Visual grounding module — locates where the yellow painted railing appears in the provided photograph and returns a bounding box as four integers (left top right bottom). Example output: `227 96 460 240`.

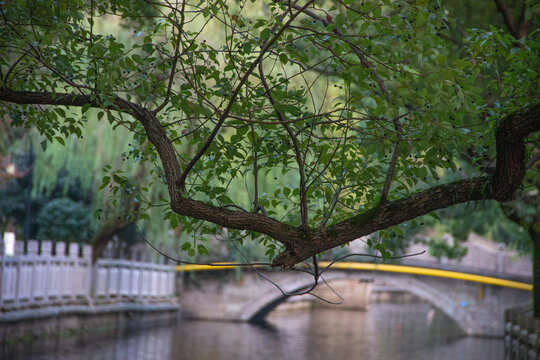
176 262 533 291
176 263 251 272
317 262 533 291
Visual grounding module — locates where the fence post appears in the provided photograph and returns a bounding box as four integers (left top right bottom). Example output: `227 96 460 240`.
14 242 24 307
0 236 4 305
69 243 79 300
55 241 67 301
498 243 506 274
156 242 164 298
82 244 92 302
27 240 39 304
41 241 53 304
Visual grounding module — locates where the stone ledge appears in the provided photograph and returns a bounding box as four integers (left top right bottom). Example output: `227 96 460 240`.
0 301 181 354
0 301 180 323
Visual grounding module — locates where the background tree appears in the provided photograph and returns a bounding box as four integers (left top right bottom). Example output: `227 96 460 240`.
0 0 538 290
437 0 540 316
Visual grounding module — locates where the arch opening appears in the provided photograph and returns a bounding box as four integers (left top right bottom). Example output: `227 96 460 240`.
245 275 467 335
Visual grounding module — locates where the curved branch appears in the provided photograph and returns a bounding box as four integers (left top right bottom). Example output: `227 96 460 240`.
0 89 184 203
272 103 540 267
0 89 136 111
170 197 299 247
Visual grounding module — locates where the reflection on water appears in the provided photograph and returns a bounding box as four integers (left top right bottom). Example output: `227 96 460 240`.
9 303 502 360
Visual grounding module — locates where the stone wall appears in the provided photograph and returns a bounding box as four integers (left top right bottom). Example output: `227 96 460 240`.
1 303 179 356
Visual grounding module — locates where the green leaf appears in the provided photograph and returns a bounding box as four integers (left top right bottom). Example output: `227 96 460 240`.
132 54 143 64
99 176 111 190
170 214 179 229
197 244 209 256
260 28 271 43
428 212 442 222
55 136 65 146
55 107 66 117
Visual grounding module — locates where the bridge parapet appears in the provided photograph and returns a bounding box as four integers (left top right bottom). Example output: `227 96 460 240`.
404 233 531 278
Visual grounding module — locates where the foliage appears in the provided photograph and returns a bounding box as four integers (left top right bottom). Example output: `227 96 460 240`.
0 178 44 237
0 0 538 266
428 201 533 252
35 198 93 242
0 169 95 240
418 235 468 261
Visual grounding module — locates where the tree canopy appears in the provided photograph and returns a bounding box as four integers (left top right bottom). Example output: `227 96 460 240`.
0 0 538 268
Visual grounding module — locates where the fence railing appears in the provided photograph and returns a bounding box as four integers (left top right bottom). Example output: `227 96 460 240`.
0 239 176 311
504 303 540 360
94 259 175 300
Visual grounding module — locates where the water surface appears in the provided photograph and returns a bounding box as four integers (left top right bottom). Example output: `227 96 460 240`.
9 302 502 360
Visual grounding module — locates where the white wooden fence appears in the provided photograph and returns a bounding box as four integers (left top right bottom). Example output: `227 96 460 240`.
0 239 176 310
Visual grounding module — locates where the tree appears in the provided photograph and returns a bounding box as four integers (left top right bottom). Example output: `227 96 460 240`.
0 1 538 271
442 0 540 316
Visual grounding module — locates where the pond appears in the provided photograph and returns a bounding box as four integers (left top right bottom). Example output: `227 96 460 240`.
9 302 502 360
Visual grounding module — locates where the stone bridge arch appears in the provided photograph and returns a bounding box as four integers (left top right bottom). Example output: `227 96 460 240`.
240 272 469 332
179 270 530 336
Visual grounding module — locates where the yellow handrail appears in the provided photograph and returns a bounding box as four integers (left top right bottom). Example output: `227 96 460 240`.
317 262 533 291
176 263 250 272
176 261 533 291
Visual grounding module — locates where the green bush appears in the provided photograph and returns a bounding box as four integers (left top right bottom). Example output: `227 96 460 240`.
36 198 93 242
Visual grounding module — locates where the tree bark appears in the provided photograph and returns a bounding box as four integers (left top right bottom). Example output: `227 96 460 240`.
532 228 540 318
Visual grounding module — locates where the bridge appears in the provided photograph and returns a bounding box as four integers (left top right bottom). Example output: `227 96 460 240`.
177 261 532 337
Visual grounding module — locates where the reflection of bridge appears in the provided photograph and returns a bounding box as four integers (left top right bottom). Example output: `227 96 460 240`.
177 261 532 337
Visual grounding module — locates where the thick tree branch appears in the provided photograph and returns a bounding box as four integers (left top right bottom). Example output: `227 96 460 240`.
0 89 184 204
0 87 303 247
0 89 135 111
170 197 299 247
516 1 532 38
273 103 540 267
491 104 540 199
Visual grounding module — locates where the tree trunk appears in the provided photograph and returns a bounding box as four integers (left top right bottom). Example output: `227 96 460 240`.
532 228 540 318
91 219 131 263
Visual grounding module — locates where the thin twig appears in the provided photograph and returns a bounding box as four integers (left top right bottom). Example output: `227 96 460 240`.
153 0 186 114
